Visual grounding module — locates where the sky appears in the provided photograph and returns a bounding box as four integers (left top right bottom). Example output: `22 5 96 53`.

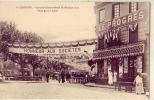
0 1 96 43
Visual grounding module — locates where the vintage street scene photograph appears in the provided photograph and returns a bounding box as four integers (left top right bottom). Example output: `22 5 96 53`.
0 1 150 100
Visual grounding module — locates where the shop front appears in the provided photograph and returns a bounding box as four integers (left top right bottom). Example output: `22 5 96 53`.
93 41 145 84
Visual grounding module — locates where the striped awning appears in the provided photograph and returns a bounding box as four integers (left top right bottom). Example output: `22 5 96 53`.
93 42 145 60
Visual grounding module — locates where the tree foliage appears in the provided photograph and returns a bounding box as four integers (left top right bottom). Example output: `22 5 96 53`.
0 21 44 77
0 21 43 43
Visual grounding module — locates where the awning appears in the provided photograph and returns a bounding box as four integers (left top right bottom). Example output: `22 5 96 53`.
93 42 145 60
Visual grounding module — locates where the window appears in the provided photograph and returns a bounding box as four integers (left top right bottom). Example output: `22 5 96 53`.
99 9 105 23
112 3 120 19
129 2 138 13
129 2 138 43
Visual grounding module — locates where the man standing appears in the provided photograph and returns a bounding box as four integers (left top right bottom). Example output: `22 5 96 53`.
46 72 50 83
61 70 65 83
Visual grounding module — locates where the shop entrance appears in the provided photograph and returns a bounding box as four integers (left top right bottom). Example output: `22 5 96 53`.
128 56 137 81
111 58 119 78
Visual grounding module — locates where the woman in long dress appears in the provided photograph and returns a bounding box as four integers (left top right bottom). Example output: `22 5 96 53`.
108 70 113 85
113 71 117 85
134 73 144 94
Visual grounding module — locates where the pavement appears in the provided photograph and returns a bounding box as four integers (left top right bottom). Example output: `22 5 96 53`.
0 80 149 100
84 83 128 90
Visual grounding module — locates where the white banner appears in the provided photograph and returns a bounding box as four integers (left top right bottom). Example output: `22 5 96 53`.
9 45 95 56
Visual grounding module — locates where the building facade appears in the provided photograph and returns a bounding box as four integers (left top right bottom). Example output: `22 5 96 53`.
93 2 150 84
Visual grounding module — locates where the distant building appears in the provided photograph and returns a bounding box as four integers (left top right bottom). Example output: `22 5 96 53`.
93 2 150 84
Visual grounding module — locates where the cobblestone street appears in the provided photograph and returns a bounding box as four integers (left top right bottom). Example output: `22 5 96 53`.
0 80 148 100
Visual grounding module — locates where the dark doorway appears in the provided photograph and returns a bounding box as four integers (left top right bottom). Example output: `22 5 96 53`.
111 58 119 77
128 56 137 81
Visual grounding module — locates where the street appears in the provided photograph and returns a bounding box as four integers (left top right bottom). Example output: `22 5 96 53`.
0 80 148 100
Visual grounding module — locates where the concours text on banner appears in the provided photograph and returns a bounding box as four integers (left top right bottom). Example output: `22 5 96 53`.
8 39 97 56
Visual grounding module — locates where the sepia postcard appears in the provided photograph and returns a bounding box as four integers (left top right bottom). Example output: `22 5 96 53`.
0 0 152 100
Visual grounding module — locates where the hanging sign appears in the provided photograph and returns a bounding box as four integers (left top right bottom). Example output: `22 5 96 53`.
9 44 95 56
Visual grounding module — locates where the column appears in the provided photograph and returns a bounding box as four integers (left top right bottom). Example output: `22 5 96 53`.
104 59 108 77
123 57 128 75
136 56 143 73
119 57 124 78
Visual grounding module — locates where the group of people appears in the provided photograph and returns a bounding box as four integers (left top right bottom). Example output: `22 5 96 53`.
108 70 144 94
45 71 90 84
45 71 71 83
58 70 71 83
108 70 117 86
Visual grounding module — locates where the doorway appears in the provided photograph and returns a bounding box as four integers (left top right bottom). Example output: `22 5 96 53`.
111 58 119 78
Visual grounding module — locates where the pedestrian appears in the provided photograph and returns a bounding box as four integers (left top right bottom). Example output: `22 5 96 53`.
134 73 144 94
0 72 3 81
108 70 113 85
61 70 65 83
85 74 88 83
66 72 71 83
58 72 61 83
46 72 50 83
113 70 117 85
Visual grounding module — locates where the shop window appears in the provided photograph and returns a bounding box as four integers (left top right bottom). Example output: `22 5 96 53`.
112 3 120 19
99 9 105 23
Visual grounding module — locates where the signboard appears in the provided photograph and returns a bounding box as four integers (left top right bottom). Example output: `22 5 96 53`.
99 10 144 32
98 10 145 41
9 45 95 56
8 40 96 72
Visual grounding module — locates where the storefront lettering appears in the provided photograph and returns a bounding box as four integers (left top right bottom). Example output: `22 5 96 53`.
47 49 55 53
10 47 82 55
59 47 81 53
24 48 45 53
107 10 144 29
99 10 144 32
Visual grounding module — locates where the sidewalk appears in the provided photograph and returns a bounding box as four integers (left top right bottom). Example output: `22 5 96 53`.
84 82 129 91
0 80 43 84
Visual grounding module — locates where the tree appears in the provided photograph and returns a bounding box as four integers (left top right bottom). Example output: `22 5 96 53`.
0 21 44 78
